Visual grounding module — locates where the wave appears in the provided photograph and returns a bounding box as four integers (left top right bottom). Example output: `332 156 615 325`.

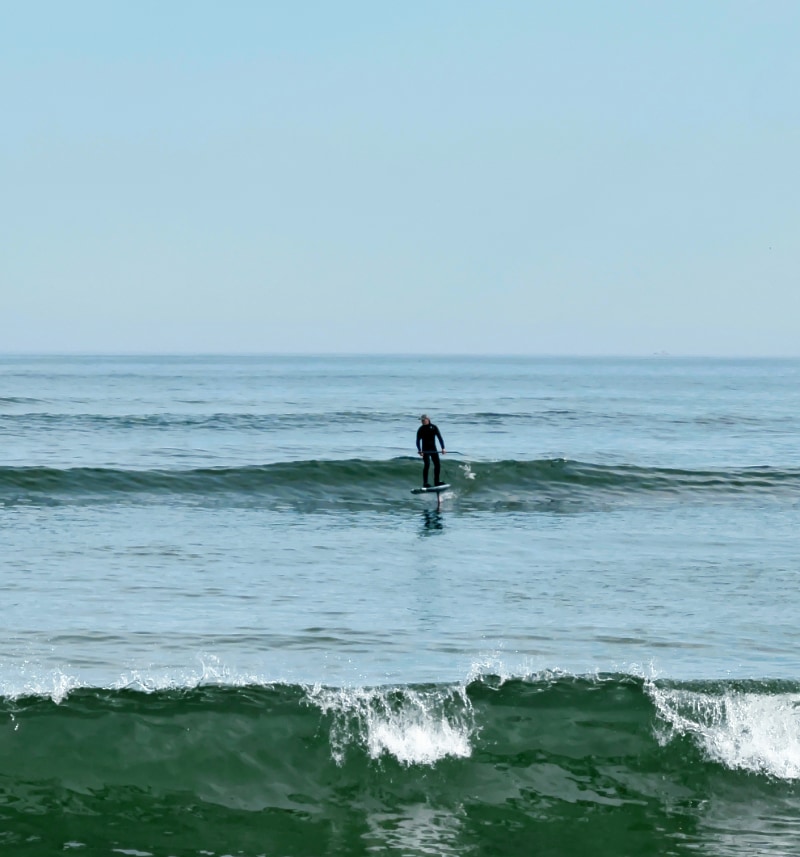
5 408 796 434
3 674 800 855
2 457 799 510
0 396 43 406
0 410 404 431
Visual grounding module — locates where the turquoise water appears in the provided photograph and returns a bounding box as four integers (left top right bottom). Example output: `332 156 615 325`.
2 355 800 855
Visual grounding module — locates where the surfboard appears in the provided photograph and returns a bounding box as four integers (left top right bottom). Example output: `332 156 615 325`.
411 484 450 495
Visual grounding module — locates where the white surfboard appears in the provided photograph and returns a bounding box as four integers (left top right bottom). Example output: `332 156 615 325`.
411 484 450 495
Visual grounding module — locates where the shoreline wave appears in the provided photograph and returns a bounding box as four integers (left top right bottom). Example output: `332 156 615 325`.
4 673 800 854
3 672 800 776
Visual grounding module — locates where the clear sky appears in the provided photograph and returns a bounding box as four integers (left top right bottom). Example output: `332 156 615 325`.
2 1 798 355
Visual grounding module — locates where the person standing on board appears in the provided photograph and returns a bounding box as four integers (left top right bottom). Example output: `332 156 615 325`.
416 414 446 487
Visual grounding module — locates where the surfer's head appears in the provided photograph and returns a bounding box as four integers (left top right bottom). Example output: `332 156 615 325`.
420 414 430 424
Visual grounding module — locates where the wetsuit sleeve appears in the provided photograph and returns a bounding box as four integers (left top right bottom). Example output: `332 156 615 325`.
435 426 444 448
416 426 423 451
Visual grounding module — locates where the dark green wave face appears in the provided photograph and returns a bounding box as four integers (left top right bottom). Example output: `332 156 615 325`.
2 458 799 511
3 675 800 856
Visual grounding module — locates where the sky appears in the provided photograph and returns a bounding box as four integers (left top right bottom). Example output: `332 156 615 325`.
2 1 798 355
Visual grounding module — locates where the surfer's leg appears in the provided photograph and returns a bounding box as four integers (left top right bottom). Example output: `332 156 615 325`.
422 454 431 487
432 453 441 485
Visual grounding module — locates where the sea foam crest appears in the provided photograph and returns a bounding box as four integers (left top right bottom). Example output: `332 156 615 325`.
0 666 83 704
307 683 474 767
113 654 268 694
651 684 800 779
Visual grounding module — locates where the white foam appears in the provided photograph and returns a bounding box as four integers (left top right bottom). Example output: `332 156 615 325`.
366 714 471 766
0 654 277 702
0 664 83 704
650 683 800 780
112 654 269 693
465 655 585 688
308 683 474 767
465 654 513 686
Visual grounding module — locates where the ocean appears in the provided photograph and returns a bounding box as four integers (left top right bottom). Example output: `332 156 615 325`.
2 354 800 856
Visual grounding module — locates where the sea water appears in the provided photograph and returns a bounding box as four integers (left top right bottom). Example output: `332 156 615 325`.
2 354 800 855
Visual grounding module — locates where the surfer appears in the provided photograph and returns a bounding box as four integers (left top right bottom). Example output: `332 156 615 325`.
416 414 446 487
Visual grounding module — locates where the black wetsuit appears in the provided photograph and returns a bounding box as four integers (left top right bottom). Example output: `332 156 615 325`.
416 423 445 486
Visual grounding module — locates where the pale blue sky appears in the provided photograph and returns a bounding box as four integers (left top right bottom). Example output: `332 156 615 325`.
2 1 798 354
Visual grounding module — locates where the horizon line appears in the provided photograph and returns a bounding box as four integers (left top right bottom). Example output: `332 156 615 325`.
1 351 799 360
